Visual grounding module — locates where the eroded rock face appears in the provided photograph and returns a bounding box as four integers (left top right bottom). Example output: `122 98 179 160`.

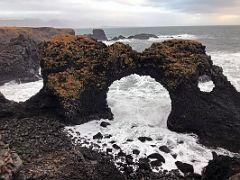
32 34 240 152
0 27 75 85
0 34 40 85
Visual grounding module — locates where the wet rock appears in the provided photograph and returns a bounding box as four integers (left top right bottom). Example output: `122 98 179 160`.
202 154 240 180
93 132 103 139
112 144 121 150
137 158 151 171
128 33 158 40
100 121 111 128
133 149 140 155
126 139 133 142
138 137 153 142
150 160 162 167
118 150 126 157
106 148 112 153
126 155 134 165
111 35 126 41
175 161 194 174
147 153 165 163
104 134 112 139
171 153 178 159
159 145 171 153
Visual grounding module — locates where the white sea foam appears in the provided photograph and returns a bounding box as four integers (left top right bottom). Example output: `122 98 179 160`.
0 80 43 102
103 34 197 46
198 80 215 92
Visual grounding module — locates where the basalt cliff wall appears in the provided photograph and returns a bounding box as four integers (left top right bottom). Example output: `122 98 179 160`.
0 27 75 85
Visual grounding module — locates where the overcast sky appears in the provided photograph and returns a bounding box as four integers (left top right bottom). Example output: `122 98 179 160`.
0 0 240 27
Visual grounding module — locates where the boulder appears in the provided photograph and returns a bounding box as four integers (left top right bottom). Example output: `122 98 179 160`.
175 161 194 174
128 33 158 40
147 153 165 163
28 35 240 152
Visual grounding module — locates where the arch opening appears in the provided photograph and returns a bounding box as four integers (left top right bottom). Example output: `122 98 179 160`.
107 74 171 128
0 80 43 102
198 75 215 92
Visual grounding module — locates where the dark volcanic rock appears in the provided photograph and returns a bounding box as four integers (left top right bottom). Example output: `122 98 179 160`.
202 154 240 180
100 121 111 127
159 145 171 153
138 137 153 142
112 144 121 150
0 115 124 180
92 29 108 41
29 35 240 152
128 33 158 40
0 34 40 85
93 132 103 139
133 149 140 155
150 160 162 167
175 161 194 174
147 153 165 163
111 35 126 41
0 27 75 85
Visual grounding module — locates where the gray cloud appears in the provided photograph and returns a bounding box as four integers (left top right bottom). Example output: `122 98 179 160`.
0 0 239 27
150 0 240 14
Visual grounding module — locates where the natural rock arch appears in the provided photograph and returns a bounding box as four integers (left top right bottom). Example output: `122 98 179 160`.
27 35 240 152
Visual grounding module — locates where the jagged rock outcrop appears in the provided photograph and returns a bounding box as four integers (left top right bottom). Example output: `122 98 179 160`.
29 34 240 153
0 27 75 85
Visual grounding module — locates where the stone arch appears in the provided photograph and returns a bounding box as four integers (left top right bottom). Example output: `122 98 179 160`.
29 35 240 152
37 35 216 124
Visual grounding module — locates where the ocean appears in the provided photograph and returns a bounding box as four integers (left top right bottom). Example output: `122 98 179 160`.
1 26 240 174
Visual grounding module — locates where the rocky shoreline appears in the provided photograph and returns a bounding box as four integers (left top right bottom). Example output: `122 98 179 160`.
1 30 240 179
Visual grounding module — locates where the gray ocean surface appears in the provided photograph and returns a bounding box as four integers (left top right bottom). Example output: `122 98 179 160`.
76 26 240 52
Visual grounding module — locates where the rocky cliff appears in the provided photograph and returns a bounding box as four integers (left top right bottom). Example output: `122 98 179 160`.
0 27 75 85
28 34 240 153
